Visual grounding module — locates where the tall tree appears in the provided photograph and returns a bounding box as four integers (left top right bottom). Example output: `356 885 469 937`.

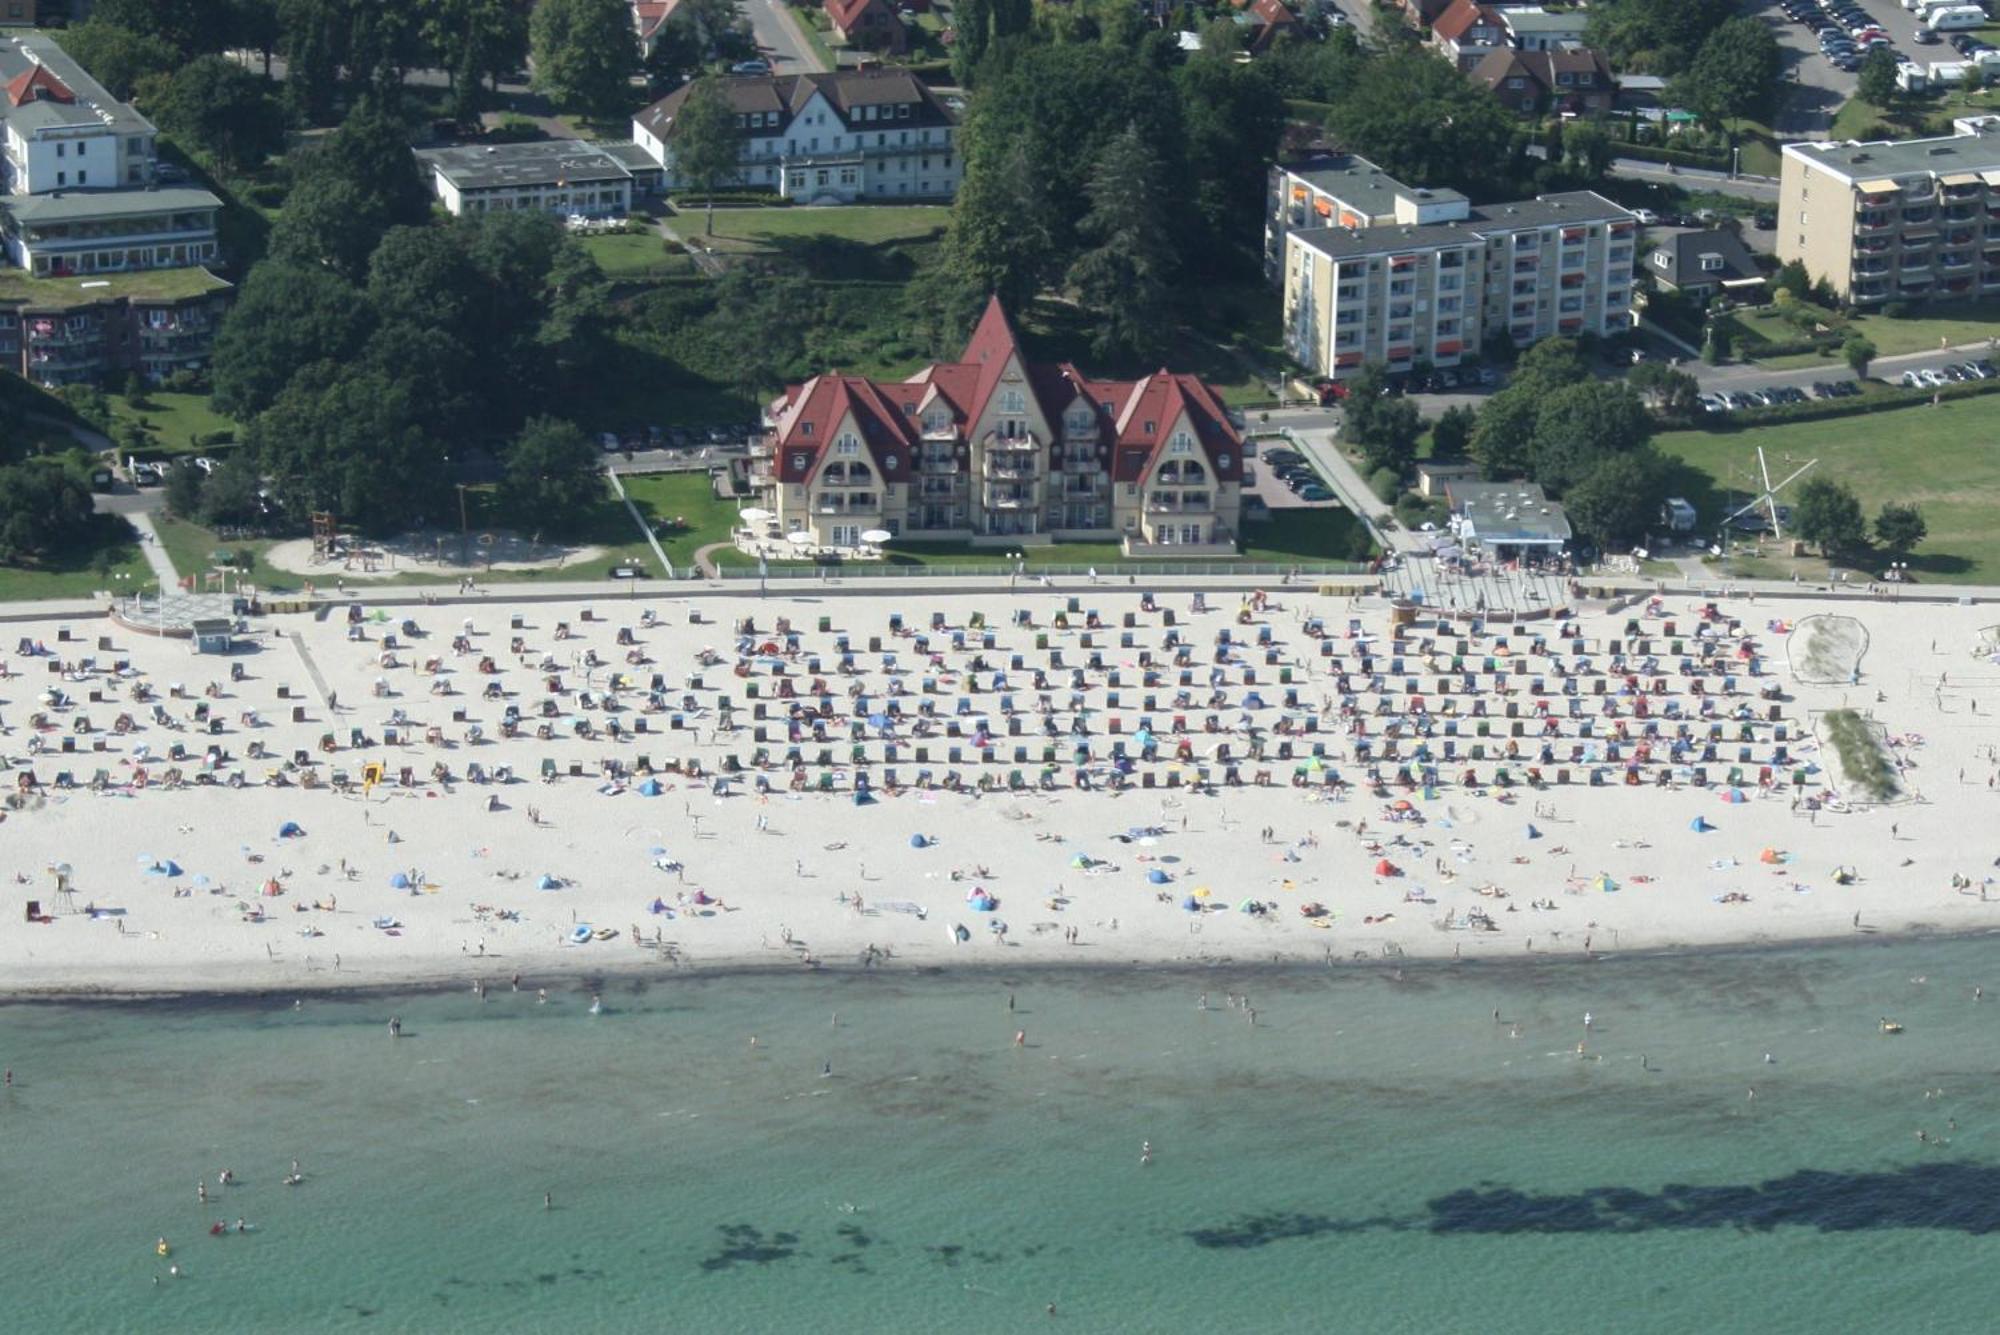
1790 476 1866 559
154 57 286 174
270 100 432 280
211 263 374 419
952 0 992 84
1176 52 1286 277
248 364 445 533
58 19 180 101
1529 381 1651 493
1469 386 1538 479
277 0 348 126
1873 502 1926 558
1562 448 1671 549
1431 404 1478 459
1671 16 1782 126
92 0 231 57
1327 50 1515 197
941 142 1054 314
529 0 638 121
497 417 607 537
670 77 746 235
1067 125 1177 363
0 460 94 564
1858 45 1898 108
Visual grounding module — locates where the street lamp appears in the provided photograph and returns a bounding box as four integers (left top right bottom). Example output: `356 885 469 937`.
1731 145 1741 180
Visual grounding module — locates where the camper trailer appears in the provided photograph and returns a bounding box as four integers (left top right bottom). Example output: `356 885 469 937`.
1928 5 1989 32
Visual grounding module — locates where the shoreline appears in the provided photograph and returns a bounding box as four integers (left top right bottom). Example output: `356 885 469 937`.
4 923 1995 1005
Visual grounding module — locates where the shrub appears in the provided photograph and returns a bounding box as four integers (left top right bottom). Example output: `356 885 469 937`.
1367 465 1400 503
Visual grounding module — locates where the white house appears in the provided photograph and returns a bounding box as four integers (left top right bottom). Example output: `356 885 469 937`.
413 140 636 218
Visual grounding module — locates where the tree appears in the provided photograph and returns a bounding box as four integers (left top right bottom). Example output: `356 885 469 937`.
93 0 231 57
1327 50 1516 197
1431 404 1478 460
247 365 446 533
1562 448 1671 550
941 142 1055 315
164 456 206 519
1873 501 1927 559
1790 476 1866 558
529 0 637 121
211 263 374 419
1355 396 1422 477
422 0 531 109
270 100 432 280
199 453 267 529
1529 381 1651 493
0 459 95 563
1586 0 1737 76
497 417 606 536
1844 335 1878 379
952 0 991 83
1627 362 1702 420
1469 387 1538 478
276 0 347 125
1703 320 1732 364
1965 64 1988 101
1512 337 1592 394
1067 125 1177 362
1560 119 1615 183
1671 17 1782 126
1858 45 1897 107
59 19 180 100
154 57 286 174
1176 53 1285 276
1773 259 1811 301
671 77 746 236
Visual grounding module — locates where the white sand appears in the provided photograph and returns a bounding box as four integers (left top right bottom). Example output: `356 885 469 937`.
1 586 1996 996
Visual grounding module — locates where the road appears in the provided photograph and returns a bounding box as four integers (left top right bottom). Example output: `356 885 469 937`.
744 0 828 74
1610 159 1780 202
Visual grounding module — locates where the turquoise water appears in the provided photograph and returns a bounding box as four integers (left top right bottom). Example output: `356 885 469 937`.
5 940 2000 1332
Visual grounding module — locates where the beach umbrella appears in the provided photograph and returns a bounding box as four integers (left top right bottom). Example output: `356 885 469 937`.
786 531 816 547
1720 788 1748 804
1146 868 1170 884
388 872 411 889
1181 895 1200 912
537 874 562 891
277 821 305 838
1374 859 1398 876
1689 816 1712 832
911 833 930 849
1193 886 1212 899
1069 853 1091 868
146 859 182 878
1391 799 1414 812
637 778 662 796
738 507 773 524
692 889 714 905
1524 823 1541 839
1592 873 1619 893
970 895 996 912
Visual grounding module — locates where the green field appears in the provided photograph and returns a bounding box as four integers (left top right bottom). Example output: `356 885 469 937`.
579 230 694 279
616 470 743 574
108 391 238 456
0 516 148 603
675 205 950 255
1657 394 2000 583
0 266 231 310
152 514 282 589
1735 298 2000 364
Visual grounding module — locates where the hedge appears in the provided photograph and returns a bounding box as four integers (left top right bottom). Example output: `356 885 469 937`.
1702 375 2000 430
668 191 790 208
1618 142 1732 172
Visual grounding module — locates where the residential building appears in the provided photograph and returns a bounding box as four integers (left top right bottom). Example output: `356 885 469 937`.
0 29 224 298
632 68 960 203
826 0 907 54
1281 186 1637 378
631 0 686 57
0 265 231 387
1495 5 1589 51
1241 0 1301 55
1264 153 1469 283
413 139 639 218
752 298 1245 553
1470 46 1616 116
1647 227 1763 301
1398 0 1456 26
1446 480 1571 559
0 1 41 26
1778 116 2000 306
1431 0 1508 69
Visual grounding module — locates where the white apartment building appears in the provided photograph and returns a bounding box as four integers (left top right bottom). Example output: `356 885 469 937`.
633 68 960 204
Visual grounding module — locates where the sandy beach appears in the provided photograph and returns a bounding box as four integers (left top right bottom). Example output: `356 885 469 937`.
1 581 1996 996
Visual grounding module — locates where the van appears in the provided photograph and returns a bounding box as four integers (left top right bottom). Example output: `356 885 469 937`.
1929 5 1987 31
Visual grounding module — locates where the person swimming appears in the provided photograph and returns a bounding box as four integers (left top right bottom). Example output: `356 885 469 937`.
589 994 603 1015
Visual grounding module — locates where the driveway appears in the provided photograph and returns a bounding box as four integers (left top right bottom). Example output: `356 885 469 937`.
1255 408 1423 555
1610 158 1780 202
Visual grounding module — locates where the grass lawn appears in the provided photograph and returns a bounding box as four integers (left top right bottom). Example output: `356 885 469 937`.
617 470 742 573
1239 508 1376 565
0 515 148 602
107 392 238 457
676 205 950 256
1734 298 2000 363
579 230 694 280
152 514 283 589
1656 392 2000 583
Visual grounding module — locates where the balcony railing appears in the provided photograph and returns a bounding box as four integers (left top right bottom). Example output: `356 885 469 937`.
982 487 1032 509
982 460 1035 480
982 432 1039 452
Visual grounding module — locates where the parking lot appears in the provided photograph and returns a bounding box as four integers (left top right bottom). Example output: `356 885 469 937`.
1244 440 1342 511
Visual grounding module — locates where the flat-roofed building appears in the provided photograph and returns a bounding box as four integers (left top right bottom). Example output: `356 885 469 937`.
414 139 635 217
0 265 232 387
0 186 221 277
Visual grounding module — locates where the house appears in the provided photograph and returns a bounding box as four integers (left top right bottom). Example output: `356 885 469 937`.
751 297 1245 553
826 0 907 54
1399 0 1457 26
631 0 685 57
633 68 960 204
1470 47 1617 115
1446 481 1571 559
412 140 636 218
0 266 232 388
1648 228 1764 301
0 1 40 26
1431 0 1508 70
1243 0 1301 55
1495 5 1589 51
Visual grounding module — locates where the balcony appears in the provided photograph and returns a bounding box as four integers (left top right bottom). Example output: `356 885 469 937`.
982 486 1032 510
1062 476 1104 497
918 449 957 473
811 493 879 516
982 431 1039 453
1144 492 1212 514
920 423 958 442
1855 213 1894 234
982 458 1035 480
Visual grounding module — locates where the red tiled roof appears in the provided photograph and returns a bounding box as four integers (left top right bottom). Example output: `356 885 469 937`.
826 0 891 29
1431 0 1496 44
769 299 1242 489
7 63 73 108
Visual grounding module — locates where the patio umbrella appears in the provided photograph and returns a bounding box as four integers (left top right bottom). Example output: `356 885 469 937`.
1592 873 1619 893
1524 823 1541 839
1689 816 1712 832
1374 859 1398 876
1181 895 1200 912
636 778 662 796
738 508 773 524
537 874 563 890
786 531 816 547
1720 788 1748 804
859 529 892 544
1193 886 1213 899
277 821 305 838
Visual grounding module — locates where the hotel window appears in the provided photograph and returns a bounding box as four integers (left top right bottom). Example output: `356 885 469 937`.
835 434 861 456
1001 389 1026 413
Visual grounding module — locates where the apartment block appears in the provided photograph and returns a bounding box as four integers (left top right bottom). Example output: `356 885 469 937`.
1264 154 1469 284
1281 186 1636 378
0 266 232 388
633 68 959 204
752 298 1244 554
1778 115 2000 306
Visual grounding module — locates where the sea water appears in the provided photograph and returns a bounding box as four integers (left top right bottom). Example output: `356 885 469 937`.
5 938 2000 1332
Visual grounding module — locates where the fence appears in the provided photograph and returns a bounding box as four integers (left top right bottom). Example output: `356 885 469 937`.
707 560 1375 582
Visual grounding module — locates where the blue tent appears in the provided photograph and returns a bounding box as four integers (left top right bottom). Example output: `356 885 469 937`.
537 874 563 891
637 778 662 796
853 790 876 806
277 821 305 838
910 834 930 848
1181 895 1200 912
144 859 182 878
1524 824 1541 840
1146 868 1171 884
1690 816 1712 832
388 872 411 889
969 895 996 912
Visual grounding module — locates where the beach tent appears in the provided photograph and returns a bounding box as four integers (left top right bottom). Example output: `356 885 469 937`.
1592 873 1619 893
144 859 182 878
1181 895 1200 912
537 874 563 890
277 821 305 838
1720 788 1748 804
910 834 931 849
1069 853 1092 868
1147 868 1171 884
1689 816 1712 832
968 894 996 912
1374 859 1399 876
1524 824 1541 840
388 872 411 889
691 890 714 905
637 778 662 797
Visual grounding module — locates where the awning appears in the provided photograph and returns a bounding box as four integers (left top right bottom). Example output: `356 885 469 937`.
1941 172 1980 186
1313 198 1332 217
1292 185 1307 202
1982 170 2000 187
1857 178 1898 194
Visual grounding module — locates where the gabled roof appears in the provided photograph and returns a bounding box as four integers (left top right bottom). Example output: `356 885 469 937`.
632 0 683 40
1431 0 1499 44
1470 46 1614 101
1653 228 1761 288
6 62 71 108
826 0 898 29
635 67 953 140
768 298 1244 488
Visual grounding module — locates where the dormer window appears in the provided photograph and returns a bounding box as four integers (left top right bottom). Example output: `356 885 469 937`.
1144 421 1156 435
801 422 815 437
902 401 916 415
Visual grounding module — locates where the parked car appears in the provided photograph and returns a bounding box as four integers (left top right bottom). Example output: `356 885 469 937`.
1629 207 1660 225
1900 369 1925 388
1699 393 1731 413
1296 484 1335 503
1914 28 1940 42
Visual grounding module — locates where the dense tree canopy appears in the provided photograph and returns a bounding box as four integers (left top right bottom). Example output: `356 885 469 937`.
248 364 445 533
1067 125 1177 362
59 19 179 100
1791 477 1867 558
1585 0 1739 76
152 57 287 175
1671 17 1783 127
529 0 638 120
270 101 434 280
1327 51 1518 200
0 459 95 563
211 263 374 420
497 418 607 537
